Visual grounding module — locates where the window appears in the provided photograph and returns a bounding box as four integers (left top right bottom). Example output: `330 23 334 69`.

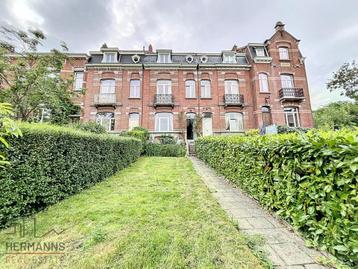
223 53 236 63
157 80 172 94
224 80 239 94
155 113 173 132
128 113 140 130
96 112 115 131
100 79 116 94
258 73 269 92
200 80 211 98
280 74 294 88
225 112 243 131
74 71 84 91
185 80 196 98
130 80 141 98
279 47 289 60
284 107 300 127
255 47 265 57
157 53 171 63
103 52 117 63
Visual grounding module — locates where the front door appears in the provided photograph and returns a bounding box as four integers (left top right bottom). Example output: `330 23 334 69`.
186 119 194 140
202 117 213 136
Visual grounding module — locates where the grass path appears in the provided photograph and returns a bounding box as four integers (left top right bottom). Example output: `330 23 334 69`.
0 157 264 269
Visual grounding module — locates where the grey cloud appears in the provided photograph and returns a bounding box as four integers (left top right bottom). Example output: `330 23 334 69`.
0 0 357 108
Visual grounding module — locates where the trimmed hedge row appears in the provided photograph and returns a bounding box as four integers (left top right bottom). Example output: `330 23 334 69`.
143 143 186 157
196 130 358 266
0 123 142 227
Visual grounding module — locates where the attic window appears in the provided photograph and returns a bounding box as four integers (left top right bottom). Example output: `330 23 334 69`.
223 53 236 63
157 53 171 63
103 52 117 63
255 47 265 57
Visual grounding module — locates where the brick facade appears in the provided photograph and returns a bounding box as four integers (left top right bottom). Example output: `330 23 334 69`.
63 22 314 140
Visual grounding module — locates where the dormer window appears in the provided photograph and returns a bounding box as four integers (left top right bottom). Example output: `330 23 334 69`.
157 53 171 63
103 52 117 63
223 52 236 63
255 47 265 57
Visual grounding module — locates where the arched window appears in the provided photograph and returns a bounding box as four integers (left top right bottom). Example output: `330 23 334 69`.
100 79 115 94
155 113 173 132
224 80 239 94
130 80 140 98
225 112 243 131
200 80 211 98
128 113 140 130
278 47 289 60
185 80 196 98
96 112 115 131
258 73 269 92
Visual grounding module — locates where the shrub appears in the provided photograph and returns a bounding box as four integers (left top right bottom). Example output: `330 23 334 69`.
277 125 310 134
144 142 186 157
71 121 106 134
245 129 259 136
0 123 142 227
196 130 358 266
158 134 176 144
122 127 150 142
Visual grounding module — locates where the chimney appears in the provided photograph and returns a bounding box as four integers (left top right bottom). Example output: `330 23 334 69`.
148 44 153 53
274 21 285 31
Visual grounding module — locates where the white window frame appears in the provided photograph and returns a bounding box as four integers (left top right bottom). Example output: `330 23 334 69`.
155 113 173 132
74 71 84 91
279 47 289 60
128 113 140 130
100 79 116 94
280 74 294 88
157 53 171 63
224 80 239 94
258 73 269 92
96 112 115 131
284 107 300 127
223 53 236 63
225 112 243 132
129 79 141 98
200 80 211 98
255 47 265 57
185 80 196 98
102 52 117 63
156 80 172 94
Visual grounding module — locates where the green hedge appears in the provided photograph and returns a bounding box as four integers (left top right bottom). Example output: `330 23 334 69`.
144 143 186 157
196 130 358 266
0 123 142 228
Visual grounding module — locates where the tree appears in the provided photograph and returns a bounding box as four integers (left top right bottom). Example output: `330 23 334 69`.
327 61 358 102
0 26 81 123
0 103 21 167
313 101 358 129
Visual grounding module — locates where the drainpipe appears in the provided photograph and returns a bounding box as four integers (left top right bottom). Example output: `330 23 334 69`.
141 63 144 127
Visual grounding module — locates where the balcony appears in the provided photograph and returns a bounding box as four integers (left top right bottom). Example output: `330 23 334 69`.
224 94 244 107
154 94 174 107
279 88 304 101
94 93 116 106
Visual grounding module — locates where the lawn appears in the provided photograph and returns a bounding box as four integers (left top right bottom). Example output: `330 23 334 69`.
0 157 264 269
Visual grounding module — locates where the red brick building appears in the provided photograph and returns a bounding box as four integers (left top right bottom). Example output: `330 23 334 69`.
63 22 313 140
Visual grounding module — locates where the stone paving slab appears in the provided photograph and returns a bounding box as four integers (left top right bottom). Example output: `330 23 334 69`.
190 157 329 268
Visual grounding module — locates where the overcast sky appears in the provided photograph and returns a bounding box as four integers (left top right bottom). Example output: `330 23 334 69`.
1 0 357 109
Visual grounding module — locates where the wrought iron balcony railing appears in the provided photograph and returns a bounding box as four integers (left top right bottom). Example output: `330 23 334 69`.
94 93 117 106
224 94 244 106
279 88 304 100
154 94 174 107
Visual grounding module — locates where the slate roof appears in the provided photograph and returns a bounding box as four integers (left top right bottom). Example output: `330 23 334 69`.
87 52 249 65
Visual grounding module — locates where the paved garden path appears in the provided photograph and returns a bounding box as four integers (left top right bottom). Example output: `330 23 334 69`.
190 157 329 269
